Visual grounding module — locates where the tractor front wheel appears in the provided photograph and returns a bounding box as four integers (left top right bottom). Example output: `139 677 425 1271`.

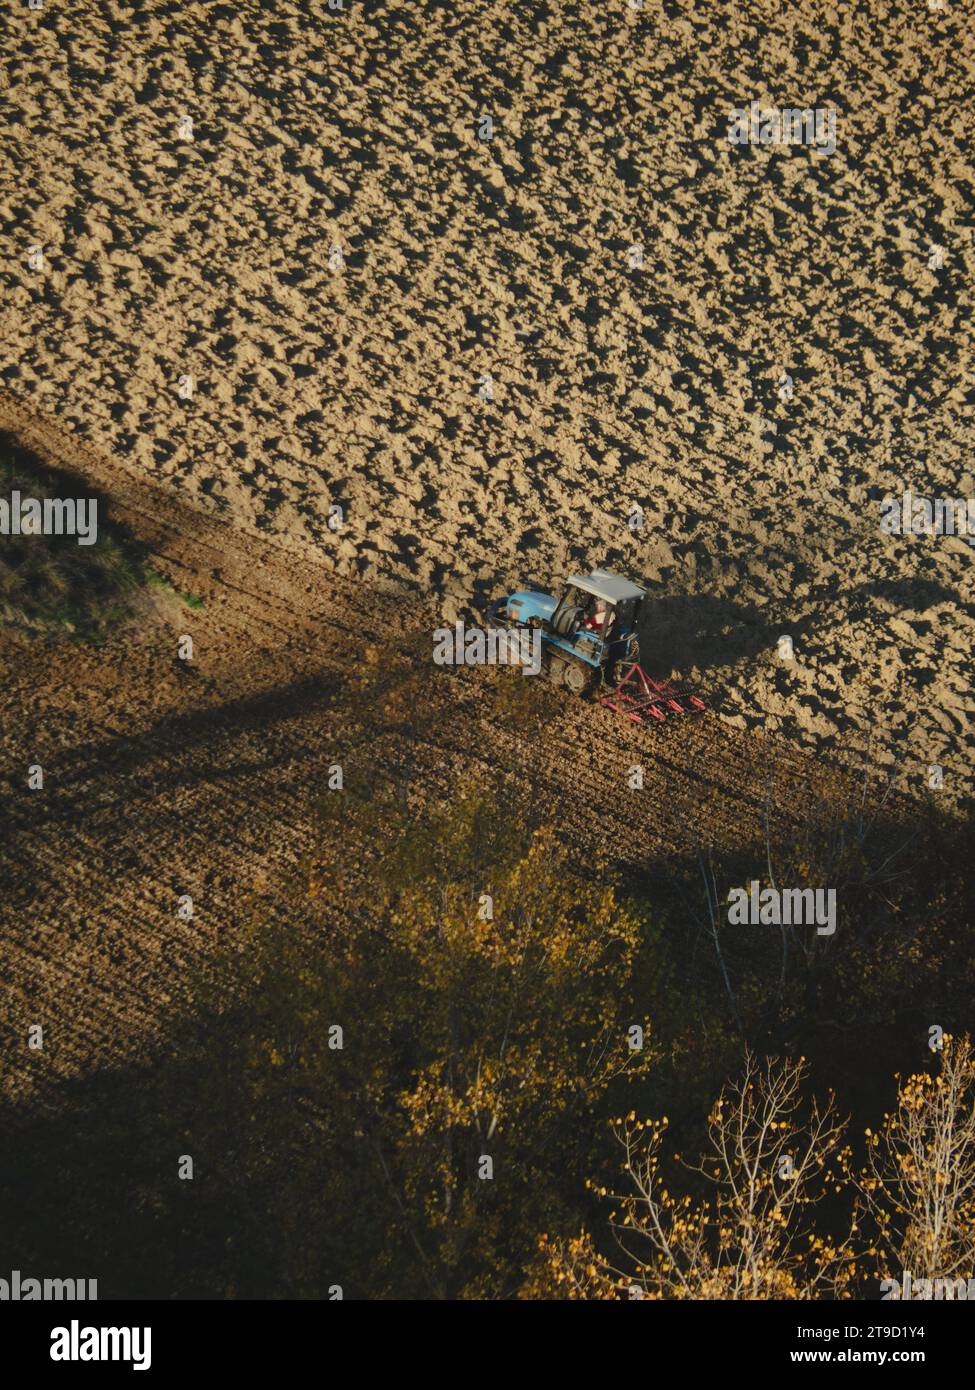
562 660 595 695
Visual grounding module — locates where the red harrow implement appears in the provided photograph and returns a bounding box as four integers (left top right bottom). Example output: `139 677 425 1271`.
600 661 707 724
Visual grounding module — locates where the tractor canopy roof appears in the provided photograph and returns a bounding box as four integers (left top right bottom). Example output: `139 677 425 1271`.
567 569 646 605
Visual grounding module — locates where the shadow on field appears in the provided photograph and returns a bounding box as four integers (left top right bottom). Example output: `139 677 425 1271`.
1 790 972 1300
0 672 347 843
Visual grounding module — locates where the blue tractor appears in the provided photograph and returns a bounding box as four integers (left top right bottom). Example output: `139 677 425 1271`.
489 568 646 694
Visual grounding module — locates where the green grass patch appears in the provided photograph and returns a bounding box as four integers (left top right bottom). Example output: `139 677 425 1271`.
146 567 205 611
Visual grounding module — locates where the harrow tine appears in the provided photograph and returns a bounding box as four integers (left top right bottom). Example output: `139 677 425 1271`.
599 662 706 724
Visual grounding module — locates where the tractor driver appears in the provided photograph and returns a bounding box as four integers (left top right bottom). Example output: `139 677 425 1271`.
585 600 609 635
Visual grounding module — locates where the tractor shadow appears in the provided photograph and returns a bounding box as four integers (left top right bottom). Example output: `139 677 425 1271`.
637 571 965 680
638 592 771 677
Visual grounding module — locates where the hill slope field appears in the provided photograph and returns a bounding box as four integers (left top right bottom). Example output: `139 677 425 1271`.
0 0 972 794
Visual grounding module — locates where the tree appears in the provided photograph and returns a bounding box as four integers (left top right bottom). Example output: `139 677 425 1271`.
539 1052 856 1299
229 786 659 1298
855 1033 975 1284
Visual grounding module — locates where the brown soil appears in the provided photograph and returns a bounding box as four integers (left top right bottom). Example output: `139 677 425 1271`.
0 0 972 1102
0 393 893 1105
1 0 973 791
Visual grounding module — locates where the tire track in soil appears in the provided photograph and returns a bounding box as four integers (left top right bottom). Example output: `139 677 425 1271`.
0 396 918 1107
